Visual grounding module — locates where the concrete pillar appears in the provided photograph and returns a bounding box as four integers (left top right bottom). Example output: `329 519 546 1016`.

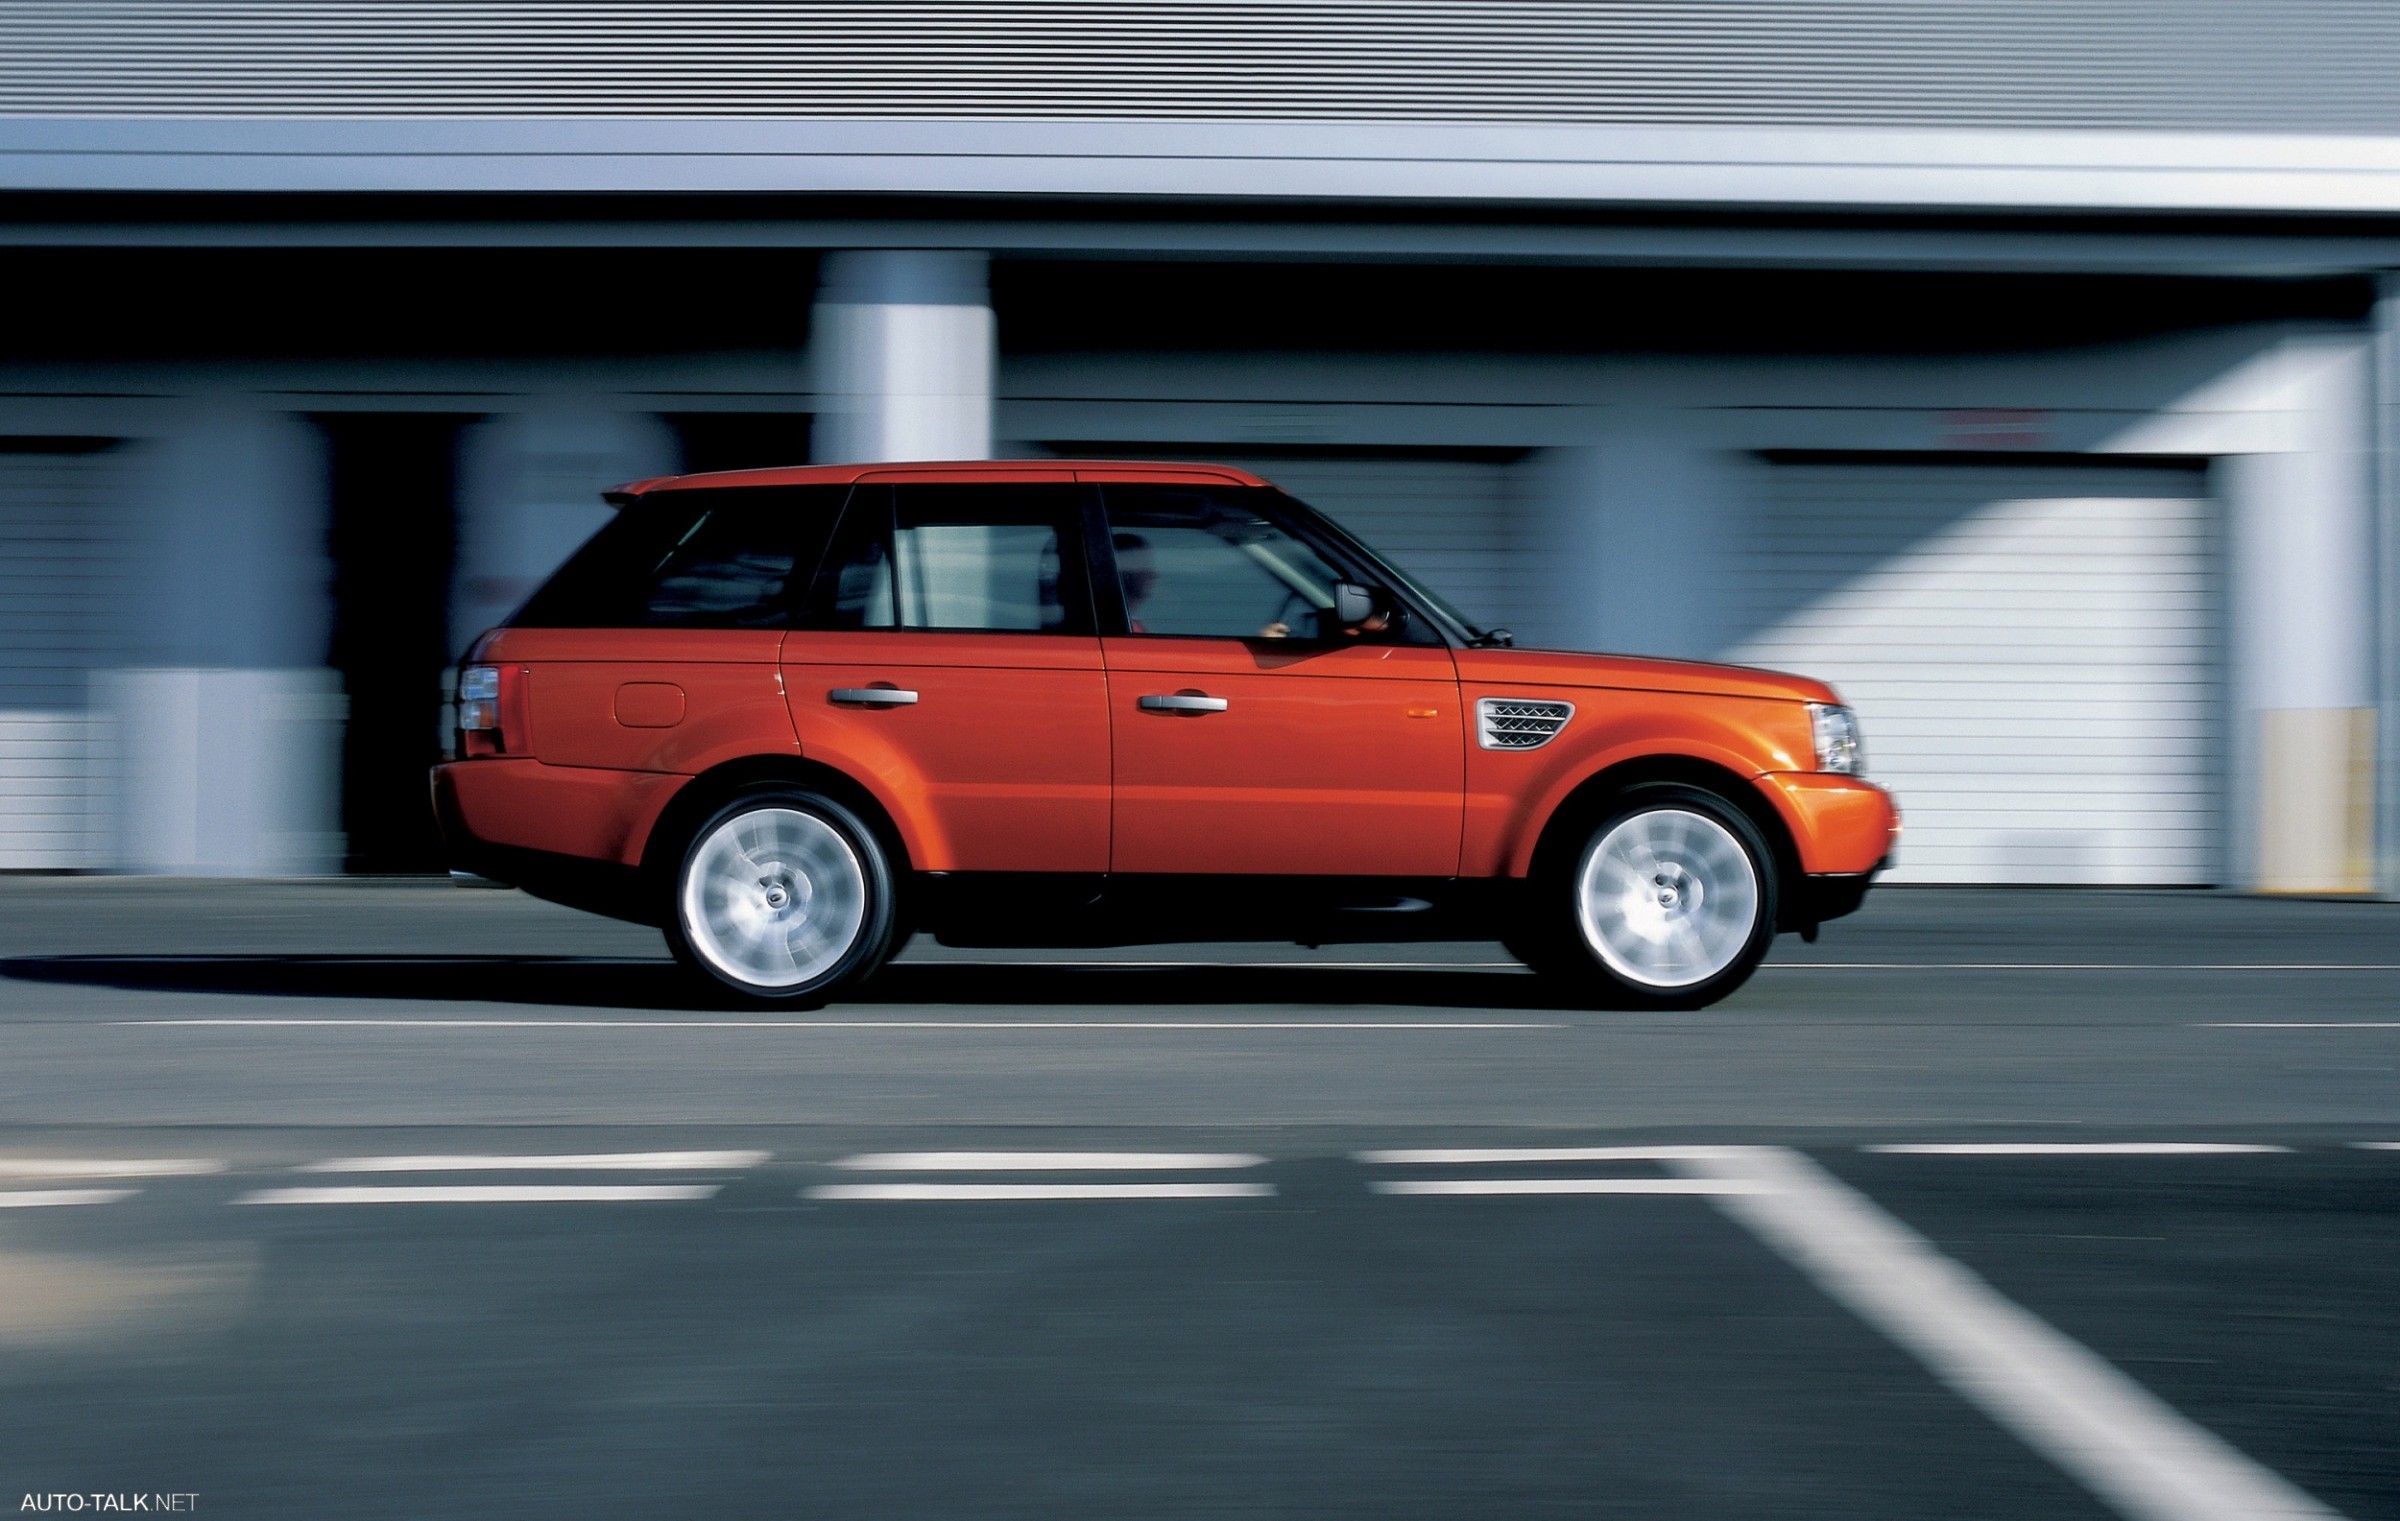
451 408 679 656
2226 337 2379 893
100 405 342 874
2377 282 2400 896
810 250 994 464
1524 416 1739 658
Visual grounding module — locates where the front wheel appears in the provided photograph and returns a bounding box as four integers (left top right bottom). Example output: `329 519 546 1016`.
1515 785 1778 1009
665 790 898 1006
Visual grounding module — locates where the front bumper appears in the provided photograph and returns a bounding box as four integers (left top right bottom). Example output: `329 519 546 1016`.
1791 857 1887 929
1757 771 1899 877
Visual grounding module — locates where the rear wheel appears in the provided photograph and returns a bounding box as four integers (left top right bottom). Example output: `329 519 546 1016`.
1515 784 1777 1009
665 789 897 1006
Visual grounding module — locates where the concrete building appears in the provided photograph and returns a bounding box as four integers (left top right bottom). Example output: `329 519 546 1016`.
2 2 2398 890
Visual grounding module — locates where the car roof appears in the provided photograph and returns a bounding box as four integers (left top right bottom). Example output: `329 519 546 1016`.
607 459 1272 502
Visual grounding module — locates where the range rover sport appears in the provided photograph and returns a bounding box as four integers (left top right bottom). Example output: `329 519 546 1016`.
431 461 1897 1009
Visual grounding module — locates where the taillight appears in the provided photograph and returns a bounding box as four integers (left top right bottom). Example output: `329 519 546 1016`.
458 665 501 735
455 664 525 757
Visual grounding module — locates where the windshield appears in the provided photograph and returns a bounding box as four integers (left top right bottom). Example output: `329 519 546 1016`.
1260 488 1490 646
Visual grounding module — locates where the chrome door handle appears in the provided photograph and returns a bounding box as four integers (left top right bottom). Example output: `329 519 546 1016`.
1138 693 1229 714
829 687 919 707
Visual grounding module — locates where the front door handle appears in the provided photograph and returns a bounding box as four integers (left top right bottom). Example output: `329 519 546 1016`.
1138 693 1229 714
829 687 919 707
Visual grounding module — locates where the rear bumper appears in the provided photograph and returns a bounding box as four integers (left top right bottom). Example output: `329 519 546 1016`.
429 760 663 925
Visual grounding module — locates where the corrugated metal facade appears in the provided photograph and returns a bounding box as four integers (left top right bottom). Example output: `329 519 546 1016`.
0 448 129 869
1727 461 2220 886
2 1 2396 131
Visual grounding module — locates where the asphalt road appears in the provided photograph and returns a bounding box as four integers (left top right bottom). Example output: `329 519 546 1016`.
2 879 2397 1519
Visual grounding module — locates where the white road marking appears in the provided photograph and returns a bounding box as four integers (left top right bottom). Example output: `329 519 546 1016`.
121 1018 1558 1031
922 958 1527 971
2204 1022 2400 1029
805 1182 1275 1202
237 1185 720 1205
1771 963 2400 971
0 1158 224 1178
1868 1143 2293 1156
1356 1146 1728 1165
1674 1145 2341 1521
297 1150 768 1173
2349 1142 2400 1150
832 1152 1266 1172
1373 1178 1772 1196
0 1189 138 1208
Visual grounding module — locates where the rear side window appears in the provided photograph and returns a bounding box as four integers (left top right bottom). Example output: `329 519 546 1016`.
809 483 1092 635
510 485 848 629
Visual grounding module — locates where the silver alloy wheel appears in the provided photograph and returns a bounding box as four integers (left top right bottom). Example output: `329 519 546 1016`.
680 806 869 990
1574 807 1761 989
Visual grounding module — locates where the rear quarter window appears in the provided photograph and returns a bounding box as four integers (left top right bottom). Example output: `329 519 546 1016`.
509 484 849 629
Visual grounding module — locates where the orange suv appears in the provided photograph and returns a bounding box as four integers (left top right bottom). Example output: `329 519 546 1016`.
431 462 1896 1008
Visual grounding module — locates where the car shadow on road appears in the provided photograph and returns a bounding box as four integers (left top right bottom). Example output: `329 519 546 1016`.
0 954 1585 1013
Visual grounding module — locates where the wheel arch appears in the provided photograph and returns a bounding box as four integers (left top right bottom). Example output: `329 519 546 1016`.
1523 755 1806 927
638 755 917 888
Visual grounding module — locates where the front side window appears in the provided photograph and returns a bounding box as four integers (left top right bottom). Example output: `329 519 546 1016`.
1101 485 1372 642
811 484 1090 635
510 485 846 629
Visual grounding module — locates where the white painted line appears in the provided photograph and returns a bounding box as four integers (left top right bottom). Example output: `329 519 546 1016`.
237 1185 720 1205
1674 1146 2340 1521
0 1158 224 1178
1868 1143 2293 1156
805 1182 1275 1202
1774 963 2400 971
2205 1022 2400 1029
832 1151 1266 1172
921 958 1527 971
1373 1178 1772 1196
122 1018 1556 1031
2348 1142 2400 1151
0 1189 138 1208
297 1150 769 1173
1357 1146 1733 1166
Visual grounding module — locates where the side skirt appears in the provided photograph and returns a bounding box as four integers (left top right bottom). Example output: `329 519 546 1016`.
919 873 1522 949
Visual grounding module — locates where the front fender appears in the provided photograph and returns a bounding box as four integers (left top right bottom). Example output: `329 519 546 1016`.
1462 686 1815 877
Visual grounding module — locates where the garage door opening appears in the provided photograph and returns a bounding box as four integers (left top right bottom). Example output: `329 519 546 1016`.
1728 456 2219 886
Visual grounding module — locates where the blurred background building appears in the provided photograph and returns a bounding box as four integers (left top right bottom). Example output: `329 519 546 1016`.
1 1 2397 892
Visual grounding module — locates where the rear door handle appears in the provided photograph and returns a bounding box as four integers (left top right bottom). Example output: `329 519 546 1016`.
1138 693 1229 714
829 687 919 707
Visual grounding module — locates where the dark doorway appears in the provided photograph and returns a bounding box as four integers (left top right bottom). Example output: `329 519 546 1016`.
320 413 468 874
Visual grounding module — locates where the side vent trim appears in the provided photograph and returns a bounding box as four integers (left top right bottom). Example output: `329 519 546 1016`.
1476 697 1574 750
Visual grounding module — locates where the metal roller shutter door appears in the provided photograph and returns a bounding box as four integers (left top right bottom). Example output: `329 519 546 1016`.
1207 454 1526 638
0 448 127 869
1726 461 2218 886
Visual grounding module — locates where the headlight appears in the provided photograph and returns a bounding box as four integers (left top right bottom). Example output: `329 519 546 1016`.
1808 702 1863 775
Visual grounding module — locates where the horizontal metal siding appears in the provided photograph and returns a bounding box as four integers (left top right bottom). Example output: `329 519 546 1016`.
1727 462 2218 887
0 450 127 869
3 2 2397 132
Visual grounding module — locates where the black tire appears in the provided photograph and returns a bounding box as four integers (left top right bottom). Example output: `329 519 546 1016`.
662 788 899 1007
1520 784 1778 1010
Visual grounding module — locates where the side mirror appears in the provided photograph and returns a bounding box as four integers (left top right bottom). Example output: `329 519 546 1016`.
1330 581 1379 629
